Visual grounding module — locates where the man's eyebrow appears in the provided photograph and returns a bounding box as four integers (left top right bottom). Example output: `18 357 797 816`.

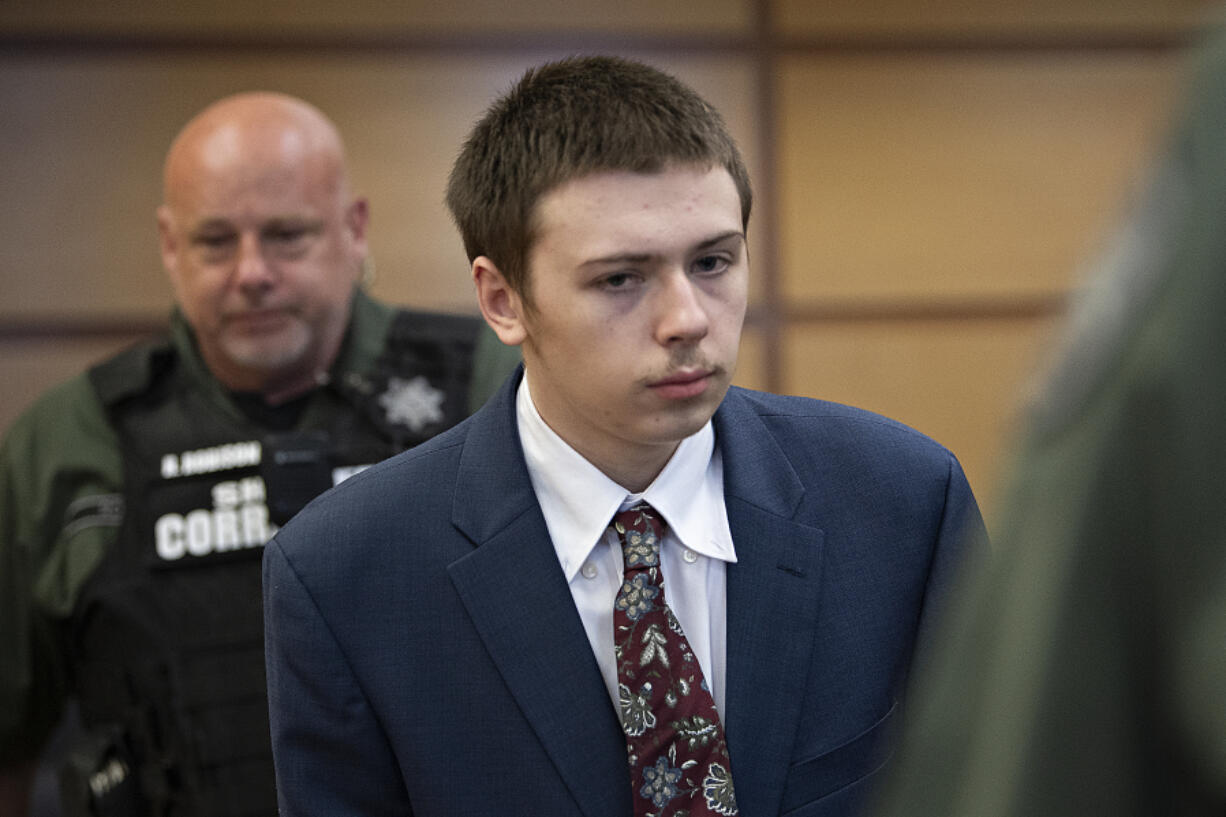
581 252 653 268
264 216 323 227
694 231 745 251
188 219 236 238
580 231 745 268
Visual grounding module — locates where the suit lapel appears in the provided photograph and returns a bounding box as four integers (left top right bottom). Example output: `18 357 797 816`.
446 371 630 817
715 390 827 817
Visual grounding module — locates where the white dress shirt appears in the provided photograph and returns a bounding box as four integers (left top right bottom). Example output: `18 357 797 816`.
516 377 737 715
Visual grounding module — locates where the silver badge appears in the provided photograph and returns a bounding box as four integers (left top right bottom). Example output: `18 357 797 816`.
377 376 446 432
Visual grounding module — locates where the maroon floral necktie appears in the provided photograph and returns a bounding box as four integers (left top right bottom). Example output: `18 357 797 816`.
611 502 738 817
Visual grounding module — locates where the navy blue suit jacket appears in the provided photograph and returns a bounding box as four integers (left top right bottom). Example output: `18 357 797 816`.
264 370 984 816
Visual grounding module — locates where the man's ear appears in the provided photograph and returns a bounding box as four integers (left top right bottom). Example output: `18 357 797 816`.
156 205 181 285
346 198 371 255
473 256 527 347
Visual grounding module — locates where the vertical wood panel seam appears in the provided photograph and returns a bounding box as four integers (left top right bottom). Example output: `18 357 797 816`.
751 0 783 394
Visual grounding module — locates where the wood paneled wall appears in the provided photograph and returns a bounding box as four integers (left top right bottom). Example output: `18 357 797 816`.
2 0 1219 522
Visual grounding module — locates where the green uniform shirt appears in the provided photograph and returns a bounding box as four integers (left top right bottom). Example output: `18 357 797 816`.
872 33 1226 817
0 288 519 763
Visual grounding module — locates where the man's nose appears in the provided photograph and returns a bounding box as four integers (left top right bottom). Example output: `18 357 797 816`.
655 271 709 345
234 233 274 290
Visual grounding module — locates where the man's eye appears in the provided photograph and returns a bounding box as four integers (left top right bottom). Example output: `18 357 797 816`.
265 226 318 257
268 228 308 243
196 234 235 248
601 273 635 289
693 255 729 275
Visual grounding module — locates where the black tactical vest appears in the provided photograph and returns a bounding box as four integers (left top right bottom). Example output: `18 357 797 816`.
67 310 480 816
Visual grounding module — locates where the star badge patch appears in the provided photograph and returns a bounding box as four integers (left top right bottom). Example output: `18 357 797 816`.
377 376 446 432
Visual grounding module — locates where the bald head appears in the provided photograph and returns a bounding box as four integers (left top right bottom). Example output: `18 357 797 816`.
157 92 369 401
163 92 352 212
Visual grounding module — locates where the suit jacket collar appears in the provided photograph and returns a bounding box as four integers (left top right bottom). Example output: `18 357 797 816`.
451 366 536 544
448 367 631 817
716 388 827 816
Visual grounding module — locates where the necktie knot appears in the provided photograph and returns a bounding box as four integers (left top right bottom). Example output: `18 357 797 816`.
612 502 664 574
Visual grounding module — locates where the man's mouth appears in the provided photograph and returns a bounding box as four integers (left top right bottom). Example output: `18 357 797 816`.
226 309 292 333
648 368 716 400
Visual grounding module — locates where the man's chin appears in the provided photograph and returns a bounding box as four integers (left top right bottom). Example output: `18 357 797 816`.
644 392 725 444
220 333 312 379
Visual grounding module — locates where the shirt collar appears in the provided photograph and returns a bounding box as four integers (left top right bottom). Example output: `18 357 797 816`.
517 377 736 583
635 421 736 568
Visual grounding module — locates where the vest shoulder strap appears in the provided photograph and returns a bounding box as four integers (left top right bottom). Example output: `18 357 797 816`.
386 308 482 348
87 338 176 408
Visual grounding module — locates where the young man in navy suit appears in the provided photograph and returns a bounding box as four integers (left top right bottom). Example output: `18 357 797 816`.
264 56 986 817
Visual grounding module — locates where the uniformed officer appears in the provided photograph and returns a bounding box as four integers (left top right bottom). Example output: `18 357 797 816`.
870 30 1226 817
0 92 519 815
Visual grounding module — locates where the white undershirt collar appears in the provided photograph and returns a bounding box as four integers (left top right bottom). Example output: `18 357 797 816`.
516 377 736 581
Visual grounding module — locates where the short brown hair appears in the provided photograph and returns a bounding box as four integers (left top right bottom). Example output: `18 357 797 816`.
446 55 752 298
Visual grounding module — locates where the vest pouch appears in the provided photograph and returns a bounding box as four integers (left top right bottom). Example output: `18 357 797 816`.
59 724 148 817
260 431 332 527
